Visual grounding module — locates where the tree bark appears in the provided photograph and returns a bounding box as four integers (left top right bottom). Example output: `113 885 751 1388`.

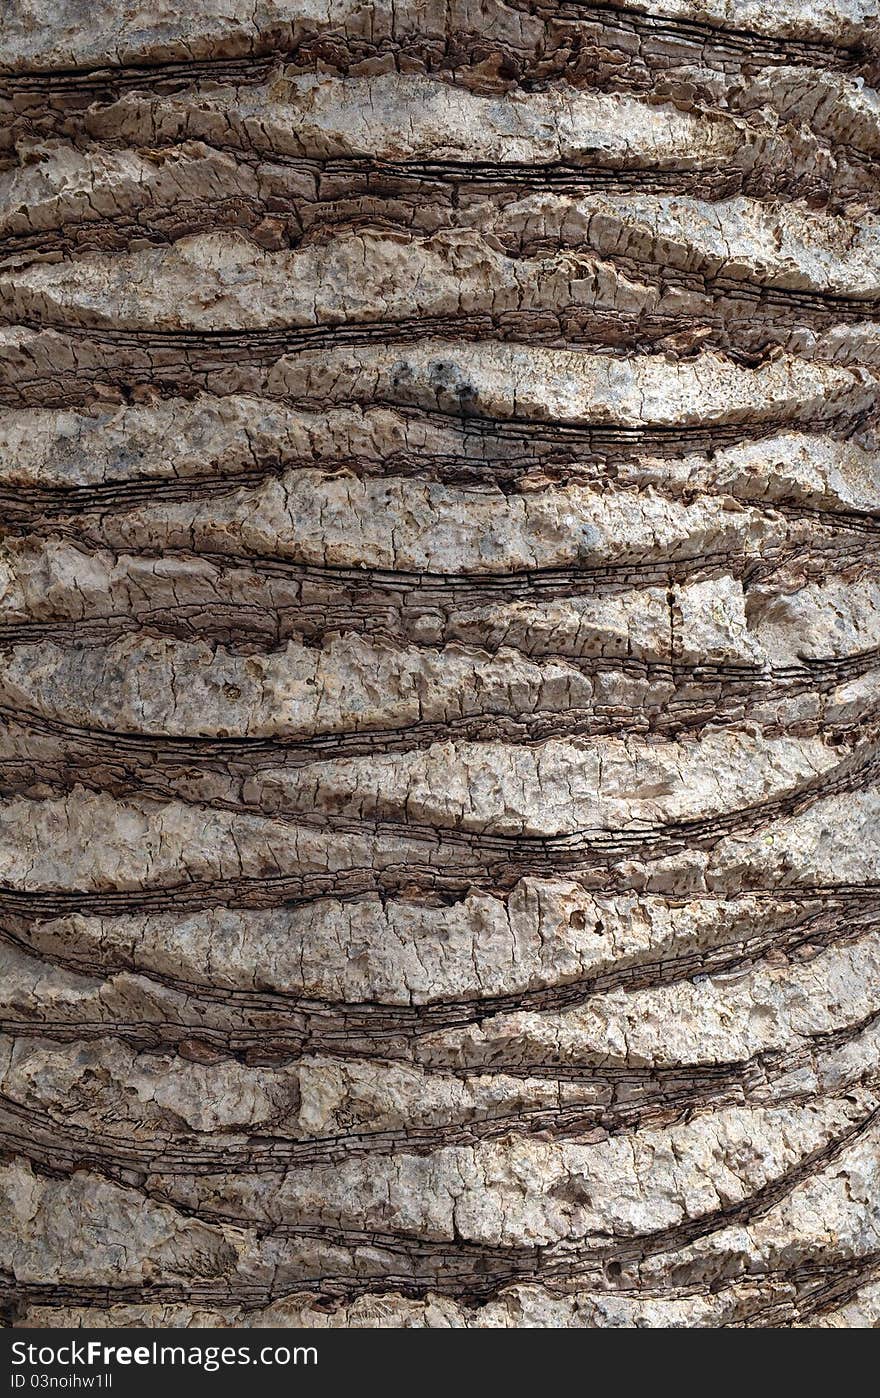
1 0 879 1328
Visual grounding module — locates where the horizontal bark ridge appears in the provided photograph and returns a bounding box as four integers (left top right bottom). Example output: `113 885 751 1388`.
1 0 879 1331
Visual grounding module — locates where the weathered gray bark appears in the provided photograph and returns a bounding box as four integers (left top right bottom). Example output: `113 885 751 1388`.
0 0 879 1328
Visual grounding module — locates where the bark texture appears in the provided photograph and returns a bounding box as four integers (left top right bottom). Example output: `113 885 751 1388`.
1 0 880 1329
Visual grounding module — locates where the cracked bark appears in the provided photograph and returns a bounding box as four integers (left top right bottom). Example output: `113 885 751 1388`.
0 0 879 1330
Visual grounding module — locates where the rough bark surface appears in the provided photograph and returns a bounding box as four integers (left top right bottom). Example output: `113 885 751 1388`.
1 0 879 1329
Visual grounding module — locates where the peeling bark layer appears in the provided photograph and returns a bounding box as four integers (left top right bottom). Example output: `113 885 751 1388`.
1 0 879 1330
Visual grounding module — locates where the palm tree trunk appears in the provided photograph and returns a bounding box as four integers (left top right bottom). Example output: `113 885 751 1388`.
1 0 878 1329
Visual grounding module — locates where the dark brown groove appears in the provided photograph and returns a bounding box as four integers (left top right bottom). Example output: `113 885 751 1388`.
5 1247 878 1325
728 1253 880 1327
0 445 879 531
1 651 877 776
1 150 872 240
3 991 880 1069
507 0 873 72
0 310 868 375
2 1044 877 1174
8 534 876 608
0 0 868 92
2 1098 875 1306
3 900 876 1051
2 717 874 860
97 1098 880 1291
